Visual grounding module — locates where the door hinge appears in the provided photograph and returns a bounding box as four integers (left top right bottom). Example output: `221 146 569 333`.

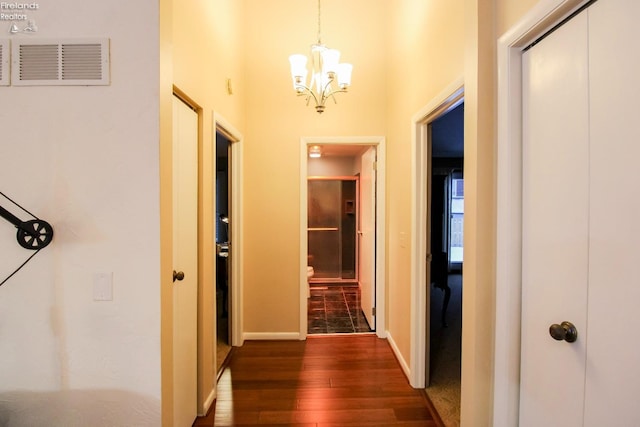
372 307 376 316
373 161 377 171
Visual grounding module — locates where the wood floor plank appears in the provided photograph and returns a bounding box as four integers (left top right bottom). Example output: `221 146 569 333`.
194 336 442 427
297 396 427 411
259 408 398 424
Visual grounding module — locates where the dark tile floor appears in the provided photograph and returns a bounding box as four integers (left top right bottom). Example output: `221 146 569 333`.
308 285 373 334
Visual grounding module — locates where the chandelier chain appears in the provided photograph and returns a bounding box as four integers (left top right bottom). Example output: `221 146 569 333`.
317 0 322 44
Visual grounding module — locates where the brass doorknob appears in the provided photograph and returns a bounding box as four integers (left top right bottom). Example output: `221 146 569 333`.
549 321 578 343
173 270 185 282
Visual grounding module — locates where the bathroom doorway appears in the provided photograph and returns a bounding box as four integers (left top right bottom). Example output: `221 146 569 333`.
301 138 385 337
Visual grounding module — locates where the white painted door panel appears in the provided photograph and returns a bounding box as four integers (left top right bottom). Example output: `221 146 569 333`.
521 0 640 425
359 147 376 329
172 95 198 427
583 1 640 425
520 11 590 427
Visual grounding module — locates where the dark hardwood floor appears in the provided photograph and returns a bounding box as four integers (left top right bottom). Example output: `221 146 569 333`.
194 335 443 427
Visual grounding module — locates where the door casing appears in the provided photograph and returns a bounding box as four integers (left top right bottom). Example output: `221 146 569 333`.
299 136 386 340
213 113 243 348
495 0 593 425
410 79 464 388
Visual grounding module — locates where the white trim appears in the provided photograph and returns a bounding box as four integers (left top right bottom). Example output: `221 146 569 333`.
213 112 244 347
494 1 591 426
299 136 387 340
243 332 301 341
386 331 410 380
201 387 216 417
409 78 464 388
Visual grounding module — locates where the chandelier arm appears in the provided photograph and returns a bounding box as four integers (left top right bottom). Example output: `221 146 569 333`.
296 84 321 107
325 92 338 105
320 75 347 103
320 78 336 99
323 87 348 105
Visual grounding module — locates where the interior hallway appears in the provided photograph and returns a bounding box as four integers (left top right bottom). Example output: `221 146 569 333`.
194 335 443 426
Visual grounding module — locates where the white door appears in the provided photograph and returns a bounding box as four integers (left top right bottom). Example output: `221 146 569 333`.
172 95 198 427
359 146 376 329
520 1 640 425
520 10 590 426
582 1 640 423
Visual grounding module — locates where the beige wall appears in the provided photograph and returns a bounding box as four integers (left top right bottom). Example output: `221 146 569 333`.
496 0 540 36
386 0 465 366
161 0 246 420
242 0 387 334
461 0 497 424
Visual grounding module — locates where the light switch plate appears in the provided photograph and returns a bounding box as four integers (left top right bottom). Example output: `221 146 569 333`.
399 231 407 248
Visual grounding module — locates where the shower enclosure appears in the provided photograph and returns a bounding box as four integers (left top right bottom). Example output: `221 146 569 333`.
307 177 358 282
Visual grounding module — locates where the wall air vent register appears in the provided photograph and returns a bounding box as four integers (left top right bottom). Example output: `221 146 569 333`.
10 38 110 86
0 39 9 86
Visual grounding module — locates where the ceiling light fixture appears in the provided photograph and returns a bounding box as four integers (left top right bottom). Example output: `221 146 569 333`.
289 0 352 114
309 145 322 158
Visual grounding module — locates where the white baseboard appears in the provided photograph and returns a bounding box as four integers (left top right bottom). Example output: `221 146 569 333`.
201 386 216 417
386 330 411 381
242 332 301 341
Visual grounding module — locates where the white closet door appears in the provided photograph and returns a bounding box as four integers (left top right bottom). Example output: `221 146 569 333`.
520 10 590 427
172 95 198 427
583 0 640 425
521 0 640 425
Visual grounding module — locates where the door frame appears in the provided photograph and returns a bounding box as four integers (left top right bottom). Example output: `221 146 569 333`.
299 136 387 339
494 0 592 425
409 79 464 388
213 112 244 347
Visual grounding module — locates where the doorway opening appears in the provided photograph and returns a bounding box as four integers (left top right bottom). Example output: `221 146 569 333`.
409 80 464 422
306 147 373 335
215 130 231 372
299 137 386 339
427 102 464 426
212 113 243 377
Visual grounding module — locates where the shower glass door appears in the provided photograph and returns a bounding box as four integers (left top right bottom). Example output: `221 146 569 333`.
308 178 357 281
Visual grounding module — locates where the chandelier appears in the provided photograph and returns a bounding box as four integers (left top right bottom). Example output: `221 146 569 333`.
288 0 353 114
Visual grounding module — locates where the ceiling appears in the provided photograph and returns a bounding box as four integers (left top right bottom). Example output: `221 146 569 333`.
431 102 464 158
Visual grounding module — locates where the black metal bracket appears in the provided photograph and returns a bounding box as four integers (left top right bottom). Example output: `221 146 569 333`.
0 204 54 250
